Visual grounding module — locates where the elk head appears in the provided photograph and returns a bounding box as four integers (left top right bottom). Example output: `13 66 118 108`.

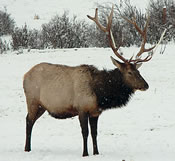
87 5 164 91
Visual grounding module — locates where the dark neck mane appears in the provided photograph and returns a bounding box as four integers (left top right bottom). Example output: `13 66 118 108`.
89 67 134 110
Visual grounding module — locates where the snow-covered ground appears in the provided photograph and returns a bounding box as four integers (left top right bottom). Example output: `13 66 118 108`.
0 45 175 161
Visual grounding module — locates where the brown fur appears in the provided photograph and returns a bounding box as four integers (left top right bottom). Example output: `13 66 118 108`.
23 63 100 120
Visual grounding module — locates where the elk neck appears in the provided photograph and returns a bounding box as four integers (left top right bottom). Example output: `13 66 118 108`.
90 67 134 110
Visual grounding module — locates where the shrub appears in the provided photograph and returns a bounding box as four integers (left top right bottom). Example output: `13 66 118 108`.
11 24 43 50
92 0 175 47
147 0 175 43
11 24 29 50
9 0 175 53
0 38 10 54
41 11 91 48
0 9 15 36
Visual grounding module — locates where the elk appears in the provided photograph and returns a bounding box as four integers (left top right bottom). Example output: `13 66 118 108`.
23 5 164 157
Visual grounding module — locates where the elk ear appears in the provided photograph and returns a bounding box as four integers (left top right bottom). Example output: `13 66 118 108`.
110 56 123 70
135 63 142 69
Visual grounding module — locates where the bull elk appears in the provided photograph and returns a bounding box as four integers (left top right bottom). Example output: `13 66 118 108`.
23 5 165 157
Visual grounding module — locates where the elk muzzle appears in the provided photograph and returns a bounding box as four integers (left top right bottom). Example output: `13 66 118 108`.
136 75 149 91
139 81 149 91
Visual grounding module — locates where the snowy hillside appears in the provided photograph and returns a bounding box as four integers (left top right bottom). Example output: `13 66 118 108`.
0 45 175 161
0 0 149 29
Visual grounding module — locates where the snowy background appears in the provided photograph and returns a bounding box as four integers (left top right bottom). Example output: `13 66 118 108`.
0 0 175 161
0 0 149 29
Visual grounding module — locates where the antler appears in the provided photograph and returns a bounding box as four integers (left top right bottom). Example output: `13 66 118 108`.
123 15 156 63
87 6 128 63
88 6 166 64
124 15 168 64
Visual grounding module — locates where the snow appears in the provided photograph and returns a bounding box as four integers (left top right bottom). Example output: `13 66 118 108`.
0 45 175 161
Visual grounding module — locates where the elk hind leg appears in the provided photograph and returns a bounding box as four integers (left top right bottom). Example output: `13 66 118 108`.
25 101 45 152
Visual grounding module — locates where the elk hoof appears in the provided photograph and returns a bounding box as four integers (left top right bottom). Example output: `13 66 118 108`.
82 152 89 157
24 147 31 152
93 151 99 155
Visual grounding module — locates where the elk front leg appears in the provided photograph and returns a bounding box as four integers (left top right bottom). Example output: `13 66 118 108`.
79 112 89 157
89 116 99 155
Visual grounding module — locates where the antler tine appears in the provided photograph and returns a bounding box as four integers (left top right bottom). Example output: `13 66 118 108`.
87 8 107 32
107 6 113 31
124 14 157 63
87 5 128 63
122 15 143 36
132 28 167 64
132 54 152 64
135 15 156 58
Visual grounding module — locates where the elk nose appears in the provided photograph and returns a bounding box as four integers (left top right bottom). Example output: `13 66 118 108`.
144 83 149 90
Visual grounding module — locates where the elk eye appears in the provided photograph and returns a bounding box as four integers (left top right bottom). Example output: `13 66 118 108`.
128 72 132 75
